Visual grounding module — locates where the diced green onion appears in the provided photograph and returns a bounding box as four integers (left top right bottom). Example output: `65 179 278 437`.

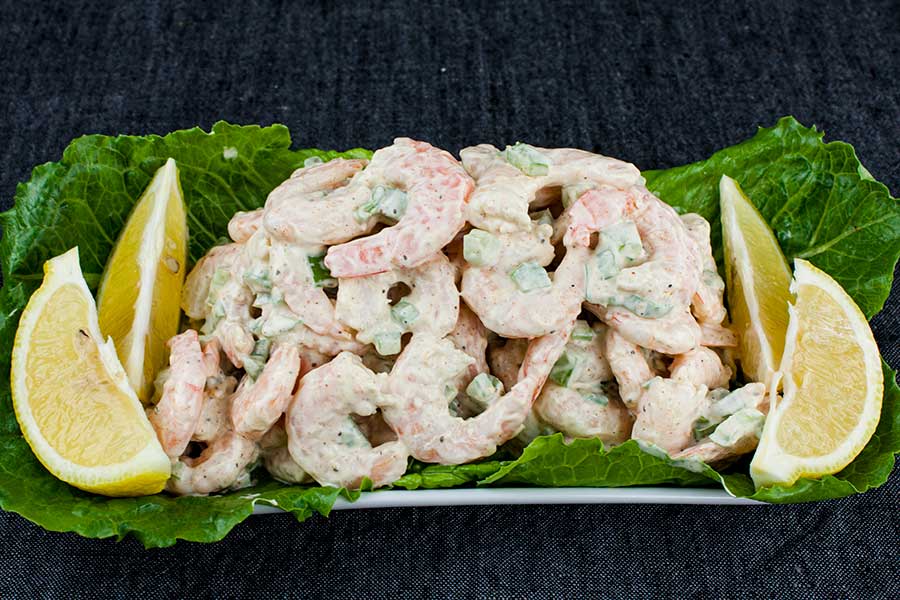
466 373 504 404
531 209 554 227
378 187 408 221
463 229 502 267
562 183 594 208
583 392 609 406
571 322 595 342
307 254 337 288
374 332 402 356
390 300 420 328
243 269 272 293
303 156 324 168
503 143 550 176
510 262 552 292
618 295 672 319
354 196 381 223
549 352 579 387
692 416 718 441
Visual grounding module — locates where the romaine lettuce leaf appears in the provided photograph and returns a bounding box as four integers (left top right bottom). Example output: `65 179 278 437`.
0 117 896 547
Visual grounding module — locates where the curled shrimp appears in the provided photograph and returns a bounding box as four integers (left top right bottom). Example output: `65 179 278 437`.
181 243 243 320
461 224 591 338
167 431 259 496
324 138 474 277
631 347 733 453
286 352 409 488
533 322 633 444
604 329 654 411
460 144 643 233
193 338 237 443
228 208 264 243
231 344 301 441
383 321 573 465
571 185 703 354
263 158 371 245
259 419 310 484
447 303 490 386
148 330 207 458
680 213 737 347
335 252 459 354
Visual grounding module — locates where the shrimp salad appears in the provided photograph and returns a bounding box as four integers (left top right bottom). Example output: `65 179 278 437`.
150 138 768 495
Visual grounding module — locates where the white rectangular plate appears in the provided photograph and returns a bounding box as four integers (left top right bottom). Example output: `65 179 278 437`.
252 487 758 514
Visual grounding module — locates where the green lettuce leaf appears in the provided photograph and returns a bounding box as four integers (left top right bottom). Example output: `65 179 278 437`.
0 117 897 547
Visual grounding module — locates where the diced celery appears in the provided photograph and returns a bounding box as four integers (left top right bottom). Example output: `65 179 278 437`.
200 301 226 335
709 409 766 447
593 250 619 280
244 356 264 380
259 310 301 337
503 143 550 176
600 221 643 263
353 196 381 223
303 156 324 168
571 322 595 342
549 352 579 387
702 269 725 291
390 300 419 328
617 295 672 319
463 229 502 267
378 187 408 221
246 338 271 378
561 183 594 208
206 267 231 309
531 209 554 227
466 373 504 404
510 262 552 292
692 416 718 441
583 392 609 406
243 269 272 293
374 332 402 356
307 254 337 288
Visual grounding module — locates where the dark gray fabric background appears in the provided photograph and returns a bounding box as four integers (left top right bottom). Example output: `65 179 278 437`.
1 1 897 598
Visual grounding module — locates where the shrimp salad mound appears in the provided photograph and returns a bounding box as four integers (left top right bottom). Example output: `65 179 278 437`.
153 138 767 495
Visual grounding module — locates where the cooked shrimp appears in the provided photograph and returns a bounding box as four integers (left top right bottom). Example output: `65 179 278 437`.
447 303 490 386
231 344 301 441
286 352 409 488
631 347 733 453
324 138 474 277
268 239 357 341
604 328 654 411
384 322 573 465
572 185 703 354
533 321 633 443
181 243 243 320
228 208 264 243
334 252 459 354
461 223 591 338
259 420 310 484
148 330 207 458
263 158 372 245
674 383 768 463
669 347 732 389
193 339 237 443
167 431 259 496
680 213 727 325
460 143 643 233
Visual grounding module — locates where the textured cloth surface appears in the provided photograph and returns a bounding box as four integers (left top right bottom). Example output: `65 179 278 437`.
0 0 898 598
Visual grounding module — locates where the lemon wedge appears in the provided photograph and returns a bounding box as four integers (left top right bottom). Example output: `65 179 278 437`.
719 175 793 388
97 158 187 403
11 248 171 496
750 259 883 488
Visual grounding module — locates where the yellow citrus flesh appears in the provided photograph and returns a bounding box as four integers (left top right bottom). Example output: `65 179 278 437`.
97 158 187 403
719 175 793 388
750 259 883 489
12 248 170 496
